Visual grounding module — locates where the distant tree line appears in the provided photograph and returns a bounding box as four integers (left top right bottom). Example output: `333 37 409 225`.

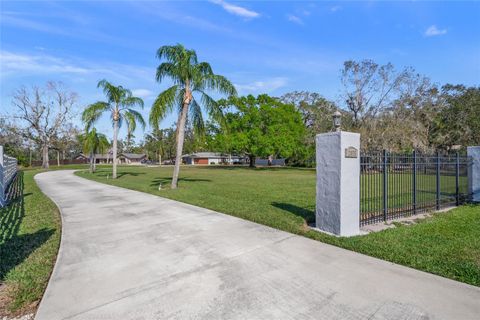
1 57 479 172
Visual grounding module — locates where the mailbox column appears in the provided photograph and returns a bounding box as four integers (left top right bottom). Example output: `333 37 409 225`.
315 131 360 236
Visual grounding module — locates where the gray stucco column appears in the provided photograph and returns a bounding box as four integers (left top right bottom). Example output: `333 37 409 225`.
315 131 360 236
467 146 480 202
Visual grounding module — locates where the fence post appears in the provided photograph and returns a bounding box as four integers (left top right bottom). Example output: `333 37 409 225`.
413 150 417 214
383 149 388 222
436 152 440 210
315 131 360 236
467 146 480 202
455 152 460 206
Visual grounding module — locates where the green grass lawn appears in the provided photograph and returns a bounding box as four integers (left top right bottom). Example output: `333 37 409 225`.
78 165 480 286
0 165 87 315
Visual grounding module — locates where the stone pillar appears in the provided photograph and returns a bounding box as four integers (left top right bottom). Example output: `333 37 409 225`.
467 146 480 202
316 131 360 236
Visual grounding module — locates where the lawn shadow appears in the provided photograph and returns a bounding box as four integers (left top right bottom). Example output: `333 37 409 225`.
149 177 212 187
196 165 315 172
117 171 147 178
93 171 146 178
1 173 54 280
271 202 315 223
0 228 54 281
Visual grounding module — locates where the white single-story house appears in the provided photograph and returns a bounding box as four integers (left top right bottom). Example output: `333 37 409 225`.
75 152 147 164
75 153 113 164
182 152 246 165
121 153 147 164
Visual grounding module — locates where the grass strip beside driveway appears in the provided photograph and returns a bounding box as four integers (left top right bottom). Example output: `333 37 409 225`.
0 170 61 316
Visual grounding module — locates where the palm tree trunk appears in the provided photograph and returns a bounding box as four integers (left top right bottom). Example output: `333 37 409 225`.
42 143 49 169
112 118 119 179
57 150 60 166
89 152 94 173
171 103 189 189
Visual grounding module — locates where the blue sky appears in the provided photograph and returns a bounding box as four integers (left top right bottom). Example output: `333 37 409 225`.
1 0 479 140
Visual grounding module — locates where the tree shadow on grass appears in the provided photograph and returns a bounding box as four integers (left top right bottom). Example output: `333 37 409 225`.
196 165 315 172
271 202 315 223
149 177 211 187
0 172 54 281
93 171 146 178
0 229 54 281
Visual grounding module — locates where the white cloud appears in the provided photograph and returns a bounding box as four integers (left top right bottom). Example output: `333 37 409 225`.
132 89 153 99
235 77 288 94
210 0 260 18
0 50 153 82
1 14 70 36
424 25 447 37
0 50 89 75
1 12 124 46
287 15 304 25
330 6 342 13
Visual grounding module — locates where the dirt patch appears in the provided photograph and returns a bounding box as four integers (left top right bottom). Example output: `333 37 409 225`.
0 284 36 320
360 207 456 233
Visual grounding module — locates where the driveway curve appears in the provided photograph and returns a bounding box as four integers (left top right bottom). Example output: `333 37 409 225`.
34 170 480 320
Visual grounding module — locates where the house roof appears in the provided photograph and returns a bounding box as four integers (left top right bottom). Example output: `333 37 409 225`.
75 153 112 160
121 153 146 159
76 153 146 160
182 152 226 159
182 152 245 159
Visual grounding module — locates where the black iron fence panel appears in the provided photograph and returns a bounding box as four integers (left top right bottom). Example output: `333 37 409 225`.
360 151 472 226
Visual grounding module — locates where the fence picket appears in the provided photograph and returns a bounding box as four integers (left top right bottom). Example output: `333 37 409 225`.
0 146 19 207
360 150 472 226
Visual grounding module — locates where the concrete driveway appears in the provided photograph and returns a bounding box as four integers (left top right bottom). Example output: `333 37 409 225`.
34 170 480 320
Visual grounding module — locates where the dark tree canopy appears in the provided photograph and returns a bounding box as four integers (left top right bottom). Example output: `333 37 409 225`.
212 94 306 166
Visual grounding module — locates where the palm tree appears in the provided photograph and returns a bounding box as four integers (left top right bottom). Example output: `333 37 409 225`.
82 80 145 178
79 128 110 173
150 44 237 189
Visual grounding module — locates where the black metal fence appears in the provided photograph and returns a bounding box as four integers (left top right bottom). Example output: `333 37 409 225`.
360 150 472 226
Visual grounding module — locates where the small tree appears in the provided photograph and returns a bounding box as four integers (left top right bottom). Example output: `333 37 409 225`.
82 80 145 178
79 128 110 173
11 82 77 168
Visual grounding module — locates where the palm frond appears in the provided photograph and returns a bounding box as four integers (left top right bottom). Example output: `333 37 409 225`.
195 62 213 77
81 127 110 155
126 109 146 130
156 62 181 84
124 112 136 134
82 102 110 131
96 134 110 154
150 85 179 128
203 74 237 97
123 96 144 109
198 91 223 122
157 44 185 62
189 98 205 135
97 79 119 103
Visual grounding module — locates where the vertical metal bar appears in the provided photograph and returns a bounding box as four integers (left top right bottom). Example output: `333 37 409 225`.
455 152 459 206
413 150 417 214
383 149 388 221
436 152 440 210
